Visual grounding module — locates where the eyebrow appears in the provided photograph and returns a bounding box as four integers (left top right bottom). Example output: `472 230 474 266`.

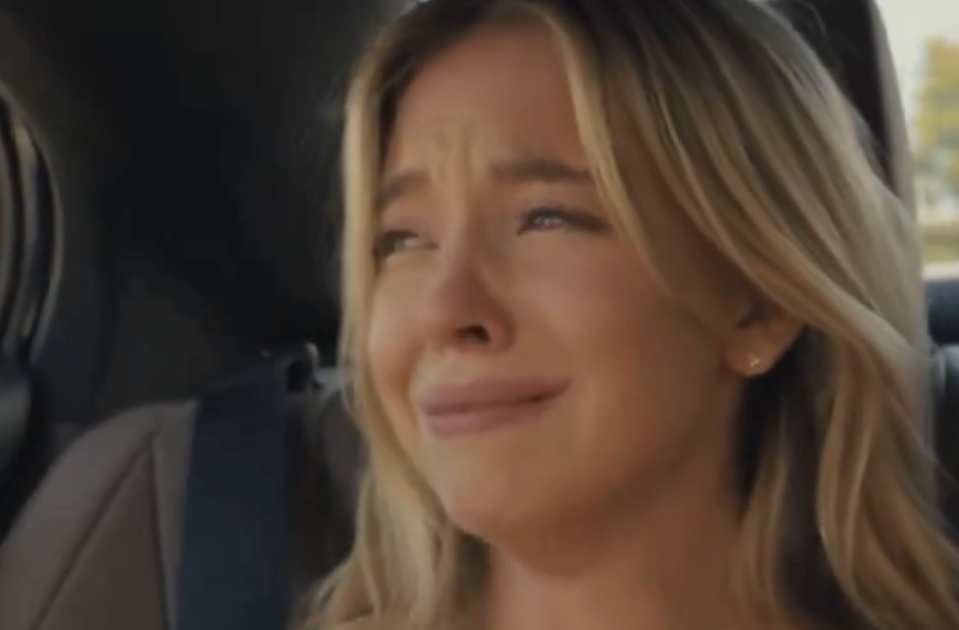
375 156 592 211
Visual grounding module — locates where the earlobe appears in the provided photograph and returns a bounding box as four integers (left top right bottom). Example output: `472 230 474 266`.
728 352 768 378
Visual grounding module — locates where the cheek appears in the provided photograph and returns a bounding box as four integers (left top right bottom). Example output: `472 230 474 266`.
366 275 423 446
527 243 713 365
531 247 723 458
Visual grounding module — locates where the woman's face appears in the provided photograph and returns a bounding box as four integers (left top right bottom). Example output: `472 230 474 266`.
366 22 776 546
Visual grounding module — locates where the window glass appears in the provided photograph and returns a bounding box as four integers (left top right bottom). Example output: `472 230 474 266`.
876 0 959 277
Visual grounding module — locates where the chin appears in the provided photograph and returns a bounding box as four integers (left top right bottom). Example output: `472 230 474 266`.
417 429 580 543
430 470 566 545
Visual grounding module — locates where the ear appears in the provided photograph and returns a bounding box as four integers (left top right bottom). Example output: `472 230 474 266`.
723 299 804 378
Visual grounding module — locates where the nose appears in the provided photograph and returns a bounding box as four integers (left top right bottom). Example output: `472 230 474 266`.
417 246 514 354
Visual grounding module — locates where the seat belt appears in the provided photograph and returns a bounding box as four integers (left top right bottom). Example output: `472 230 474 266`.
176 345 317 630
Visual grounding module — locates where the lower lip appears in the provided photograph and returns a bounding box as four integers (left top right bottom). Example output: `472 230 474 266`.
422 396 557 438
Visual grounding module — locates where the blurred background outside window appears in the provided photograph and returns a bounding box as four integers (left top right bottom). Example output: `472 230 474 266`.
877 0 959 277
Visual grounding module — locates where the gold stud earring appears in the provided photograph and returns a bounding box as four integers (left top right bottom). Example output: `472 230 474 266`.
747 355 762 375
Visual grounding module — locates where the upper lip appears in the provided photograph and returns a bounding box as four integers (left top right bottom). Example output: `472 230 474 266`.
416 378 569 416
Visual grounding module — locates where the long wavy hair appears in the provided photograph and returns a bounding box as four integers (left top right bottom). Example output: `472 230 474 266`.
303 1 959 629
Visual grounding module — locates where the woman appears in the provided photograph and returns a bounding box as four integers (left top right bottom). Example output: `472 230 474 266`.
304 0 959 629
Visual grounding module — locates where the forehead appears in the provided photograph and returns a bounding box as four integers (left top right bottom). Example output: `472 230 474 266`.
384 22 585 171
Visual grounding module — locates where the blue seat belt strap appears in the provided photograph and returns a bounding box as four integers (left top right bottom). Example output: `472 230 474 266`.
176 351 307 630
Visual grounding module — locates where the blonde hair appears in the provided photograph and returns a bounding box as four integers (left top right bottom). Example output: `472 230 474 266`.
303 1 959 629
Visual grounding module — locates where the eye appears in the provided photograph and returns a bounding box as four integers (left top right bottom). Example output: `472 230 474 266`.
517 206 607 235
372 228 425 259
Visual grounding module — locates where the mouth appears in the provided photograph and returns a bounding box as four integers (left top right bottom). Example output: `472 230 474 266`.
416 378 568 438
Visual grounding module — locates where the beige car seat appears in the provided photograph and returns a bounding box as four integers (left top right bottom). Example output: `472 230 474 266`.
0 348 360 630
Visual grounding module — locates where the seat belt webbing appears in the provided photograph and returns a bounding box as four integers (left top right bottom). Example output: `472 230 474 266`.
176 349 312 630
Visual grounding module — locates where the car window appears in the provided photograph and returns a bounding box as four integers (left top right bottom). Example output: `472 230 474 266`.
876 0 959 279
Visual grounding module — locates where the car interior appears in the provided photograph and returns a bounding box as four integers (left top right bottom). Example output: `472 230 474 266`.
0 0 957 629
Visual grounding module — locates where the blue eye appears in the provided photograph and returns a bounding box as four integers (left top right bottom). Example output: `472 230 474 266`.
518 206 607 234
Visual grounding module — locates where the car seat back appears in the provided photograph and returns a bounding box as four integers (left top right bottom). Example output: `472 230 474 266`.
0 346 356 630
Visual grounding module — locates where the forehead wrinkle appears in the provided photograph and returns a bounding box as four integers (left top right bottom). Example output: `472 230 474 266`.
423 117 492 185
388 114 503 193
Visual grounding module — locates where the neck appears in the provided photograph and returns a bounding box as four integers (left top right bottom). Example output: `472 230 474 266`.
473 428 761 630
